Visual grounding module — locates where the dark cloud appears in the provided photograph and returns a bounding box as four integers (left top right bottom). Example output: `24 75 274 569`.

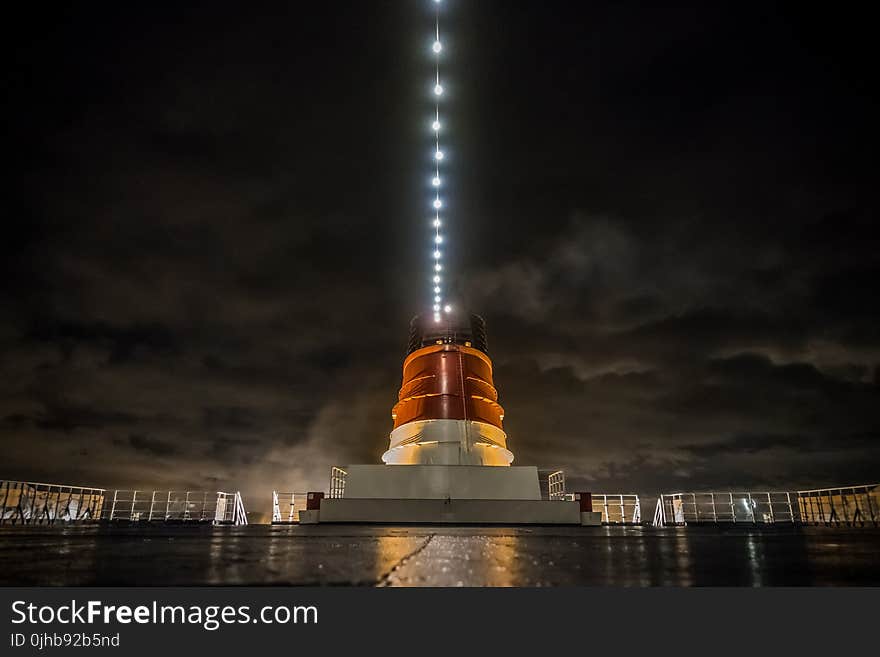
683 432 877 457
26 320 179 363
126 434 180 458
202 406 259 432
2 1 878 508
4 401 138 434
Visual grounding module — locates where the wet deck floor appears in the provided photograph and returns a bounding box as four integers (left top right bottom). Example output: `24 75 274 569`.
1 524 878 586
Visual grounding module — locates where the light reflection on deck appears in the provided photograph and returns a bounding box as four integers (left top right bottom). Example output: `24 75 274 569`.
0 525 878 586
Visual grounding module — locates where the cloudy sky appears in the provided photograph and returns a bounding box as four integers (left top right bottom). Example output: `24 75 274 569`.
3 1 878 508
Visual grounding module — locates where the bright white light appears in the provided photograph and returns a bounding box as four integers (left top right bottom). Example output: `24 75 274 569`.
444 305 452 313
427 3 450 316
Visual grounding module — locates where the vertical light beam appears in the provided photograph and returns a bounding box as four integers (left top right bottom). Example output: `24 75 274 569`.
429 1 450 322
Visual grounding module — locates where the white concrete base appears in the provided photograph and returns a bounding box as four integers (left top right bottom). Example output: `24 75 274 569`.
580 511 602 526
317 498 581 525
382 419 513 466
341 464 541 500
298 509 320 524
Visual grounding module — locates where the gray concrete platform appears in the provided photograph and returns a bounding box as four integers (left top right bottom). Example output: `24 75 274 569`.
341 465 542 500
1 525 878 586
317 498 583 524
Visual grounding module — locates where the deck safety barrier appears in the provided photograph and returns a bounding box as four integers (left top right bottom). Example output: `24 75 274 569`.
272 491 309 523
796 484 878 526
653 484 878 527
537 471 642 524
0 480 106 525
547 471 566 500
1 481 247 526
103 490 247 525
330 467 347 499
592 493 642 524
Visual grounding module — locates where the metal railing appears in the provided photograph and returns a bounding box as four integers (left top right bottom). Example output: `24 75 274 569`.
103 490 247 525
537 470 642 524
330 467 347 499
1 481 247 526
653 484 879 527
797 484 878 526
653 491 796 526
547 471 566 500
272 491 309 523
538 477 642 524
592 493 642 524
214 492 248 525
1 480 106 525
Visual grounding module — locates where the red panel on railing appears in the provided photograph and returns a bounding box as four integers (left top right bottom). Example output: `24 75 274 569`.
576 492 593 513
306 492 324 510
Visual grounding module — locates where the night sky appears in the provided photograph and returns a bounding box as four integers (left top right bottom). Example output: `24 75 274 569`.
3 1 878 504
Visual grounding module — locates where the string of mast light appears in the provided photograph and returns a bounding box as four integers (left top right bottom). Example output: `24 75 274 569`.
429 0 451 323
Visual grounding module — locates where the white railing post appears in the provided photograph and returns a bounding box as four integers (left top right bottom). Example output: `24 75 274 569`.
653 496 667 527
235 492 247 525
